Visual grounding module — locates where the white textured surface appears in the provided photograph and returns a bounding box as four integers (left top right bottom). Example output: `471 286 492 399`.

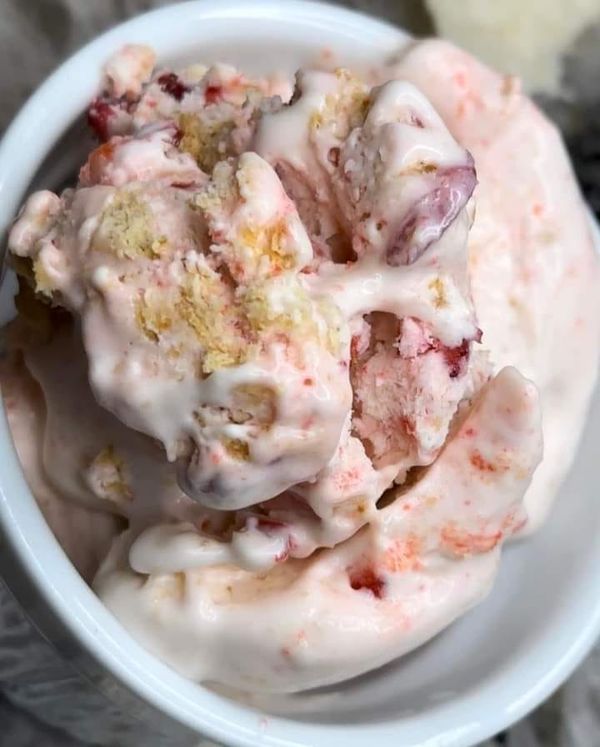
425 0 600 93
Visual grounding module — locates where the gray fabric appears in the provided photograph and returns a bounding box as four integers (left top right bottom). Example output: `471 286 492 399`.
0 579 208 746
0 1 598 745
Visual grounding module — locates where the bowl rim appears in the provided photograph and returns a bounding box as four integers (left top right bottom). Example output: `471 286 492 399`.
1 2 599 746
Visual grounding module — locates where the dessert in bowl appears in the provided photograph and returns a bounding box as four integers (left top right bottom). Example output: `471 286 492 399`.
0 2 598 745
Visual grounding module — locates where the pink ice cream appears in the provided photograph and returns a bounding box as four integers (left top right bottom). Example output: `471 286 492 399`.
1 40 597 692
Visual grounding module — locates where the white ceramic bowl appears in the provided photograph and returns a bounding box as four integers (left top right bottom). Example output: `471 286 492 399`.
0 2 599 746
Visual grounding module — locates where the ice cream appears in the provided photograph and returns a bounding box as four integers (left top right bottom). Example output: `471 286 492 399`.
1 39 597 692
387 40 600 529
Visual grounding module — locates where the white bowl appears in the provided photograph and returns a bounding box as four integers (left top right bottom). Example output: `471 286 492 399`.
0 2 599 746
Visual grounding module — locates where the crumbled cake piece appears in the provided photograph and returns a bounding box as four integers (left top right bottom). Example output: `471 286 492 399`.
96 190 168 260
86 445 133 503
177 112 236 172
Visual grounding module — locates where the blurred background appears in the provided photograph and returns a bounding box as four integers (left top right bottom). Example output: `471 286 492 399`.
0 1 599 745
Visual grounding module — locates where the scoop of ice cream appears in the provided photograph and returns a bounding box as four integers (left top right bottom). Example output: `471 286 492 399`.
95 365 541 691
6 43 531 562
256 67 482 481
2 299 542 691
6 36 592 695
9 138 351 511
388 39 600 529
9 54 486 515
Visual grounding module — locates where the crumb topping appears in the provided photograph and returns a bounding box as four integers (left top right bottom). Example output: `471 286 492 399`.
97 190 168 260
